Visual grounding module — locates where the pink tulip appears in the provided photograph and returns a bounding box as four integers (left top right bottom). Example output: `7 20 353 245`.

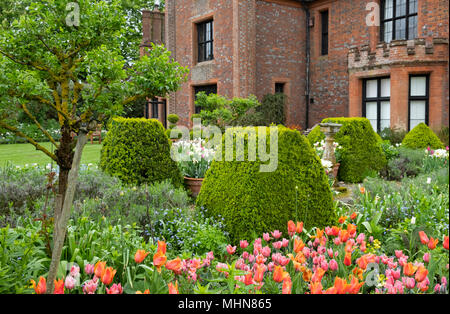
226 245 236 255
206 251 214 260
240 240 249 249
369 236 374 243
395 250 403 259
267 262 275 272
356 233 365 244
84 264 95 275
106 283 123 294
83 279 98 294
281 238 289 248
272 241 282 250
262 246 271 257
392 269 401 280
423 253 430 263
70 265 80 278
334 237 341 246
394 281 404 294
434 284 441 293
329 259 338 271
248 254 255 263
327 248 333 258
242 251 249 260
441 277 447 286
271 230 282 239
405 277 415 289
65 275 76 290
320 260 328 272
262 233 271 242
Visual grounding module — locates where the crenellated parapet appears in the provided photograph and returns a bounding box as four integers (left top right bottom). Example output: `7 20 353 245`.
348 38 449 72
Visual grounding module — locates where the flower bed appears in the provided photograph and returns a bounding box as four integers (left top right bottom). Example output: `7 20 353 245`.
25 217 449 294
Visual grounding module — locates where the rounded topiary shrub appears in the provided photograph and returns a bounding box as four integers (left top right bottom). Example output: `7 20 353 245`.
401 123 444 149
100 117 183 187
310 117 387 183
196 125 335 242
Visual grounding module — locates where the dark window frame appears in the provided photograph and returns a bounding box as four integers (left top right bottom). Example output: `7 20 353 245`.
408 74 429 131
362 77 391 133
380 0 418 43
194 84 217 114
197 20 214 63
320 10 329 56
275 82 285 94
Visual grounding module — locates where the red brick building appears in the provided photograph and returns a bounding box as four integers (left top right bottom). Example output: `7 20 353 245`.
142 0 448 133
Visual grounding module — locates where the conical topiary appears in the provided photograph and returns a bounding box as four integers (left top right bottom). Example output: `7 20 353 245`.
402 123 444 149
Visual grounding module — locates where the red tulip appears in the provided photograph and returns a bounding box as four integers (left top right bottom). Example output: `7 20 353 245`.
153 250 167 272
444 236 449 250
94 261 106 278
344 252 352 266
53 278 64 294
101 267 117 285
427 237 439 250
134 249 150 263
415 266 428 283
338 216 347 224
254 264 266 283
287 220 296 236
168 281 179 294
350 212 358 220
282 276 292 294
296 222 303 234
31 276 46 294
165 257 182 275
419 231 429 245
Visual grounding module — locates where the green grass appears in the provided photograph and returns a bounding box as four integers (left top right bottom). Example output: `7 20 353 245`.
0 142 102 167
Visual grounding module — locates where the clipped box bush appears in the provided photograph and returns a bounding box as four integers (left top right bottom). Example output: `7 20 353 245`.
100 117 183 186
308 117 386 183
196 125 335 242
401 123 444 149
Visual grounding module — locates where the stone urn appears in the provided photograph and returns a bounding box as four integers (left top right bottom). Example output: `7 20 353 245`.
319 123 342 185
184 177 203 197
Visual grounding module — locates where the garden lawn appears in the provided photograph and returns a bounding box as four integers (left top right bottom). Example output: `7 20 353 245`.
0 142 102 167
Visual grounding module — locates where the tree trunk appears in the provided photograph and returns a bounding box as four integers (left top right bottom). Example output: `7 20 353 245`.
46 131 87 294
55 126 75 219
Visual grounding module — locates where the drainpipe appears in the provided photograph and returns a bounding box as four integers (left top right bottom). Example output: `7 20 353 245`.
300 0 311 130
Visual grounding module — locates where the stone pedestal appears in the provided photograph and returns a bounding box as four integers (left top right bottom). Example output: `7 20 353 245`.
319 123 342 185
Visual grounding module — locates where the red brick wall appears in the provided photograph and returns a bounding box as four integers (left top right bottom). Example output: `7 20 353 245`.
255 1 307 126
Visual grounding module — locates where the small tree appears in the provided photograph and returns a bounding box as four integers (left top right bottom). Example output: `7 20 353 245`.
0 0 188 293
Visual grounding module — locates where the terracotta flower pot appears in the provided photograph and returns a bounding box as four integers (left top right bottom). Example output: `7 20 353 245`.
184 177 204 197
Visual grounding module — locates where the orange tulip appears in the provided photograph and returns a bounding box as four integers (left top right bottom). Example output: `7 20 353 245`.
293 261 303 272
254 264 266 283
419 231 429 245
350 212 358 220
347 223 357 237
339 230 349 243
338 216 347 224
296 222 303 234
136 289 150 294
294 251 306 264
310 281 323 294
345 241 354 253
101 267 117 285
168 281 179 294
344 252 352 266
54 278 64 294
352 267 364 281
403 262 417 277
244 272 254 286
427 237 439 250
359 186 365 194
153 250 167 273
31 276 46 294
94 261 106 278
302 267 312 282
165 257 183 275
134 249 150 263
311 267 326 283
346 276 364 294
415 266 429 283
157 240 167 255
357 256 368 270
444 236 449 250
294 238 305 253
287 220 296 235
282 276 292 294
273 265 285 283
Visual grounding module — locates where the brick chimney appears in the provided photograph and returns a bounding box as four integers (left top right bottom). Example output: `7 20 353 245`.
140 8 165 56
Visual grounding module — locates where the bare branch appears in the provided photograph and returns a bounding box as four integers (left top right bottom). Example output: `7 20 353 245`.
21 103 59 147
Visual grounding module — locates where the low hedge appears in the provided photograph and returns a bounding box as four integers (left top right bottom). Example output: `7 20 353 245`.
401 123 444 149
196 125 335 242
100 117 183 187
